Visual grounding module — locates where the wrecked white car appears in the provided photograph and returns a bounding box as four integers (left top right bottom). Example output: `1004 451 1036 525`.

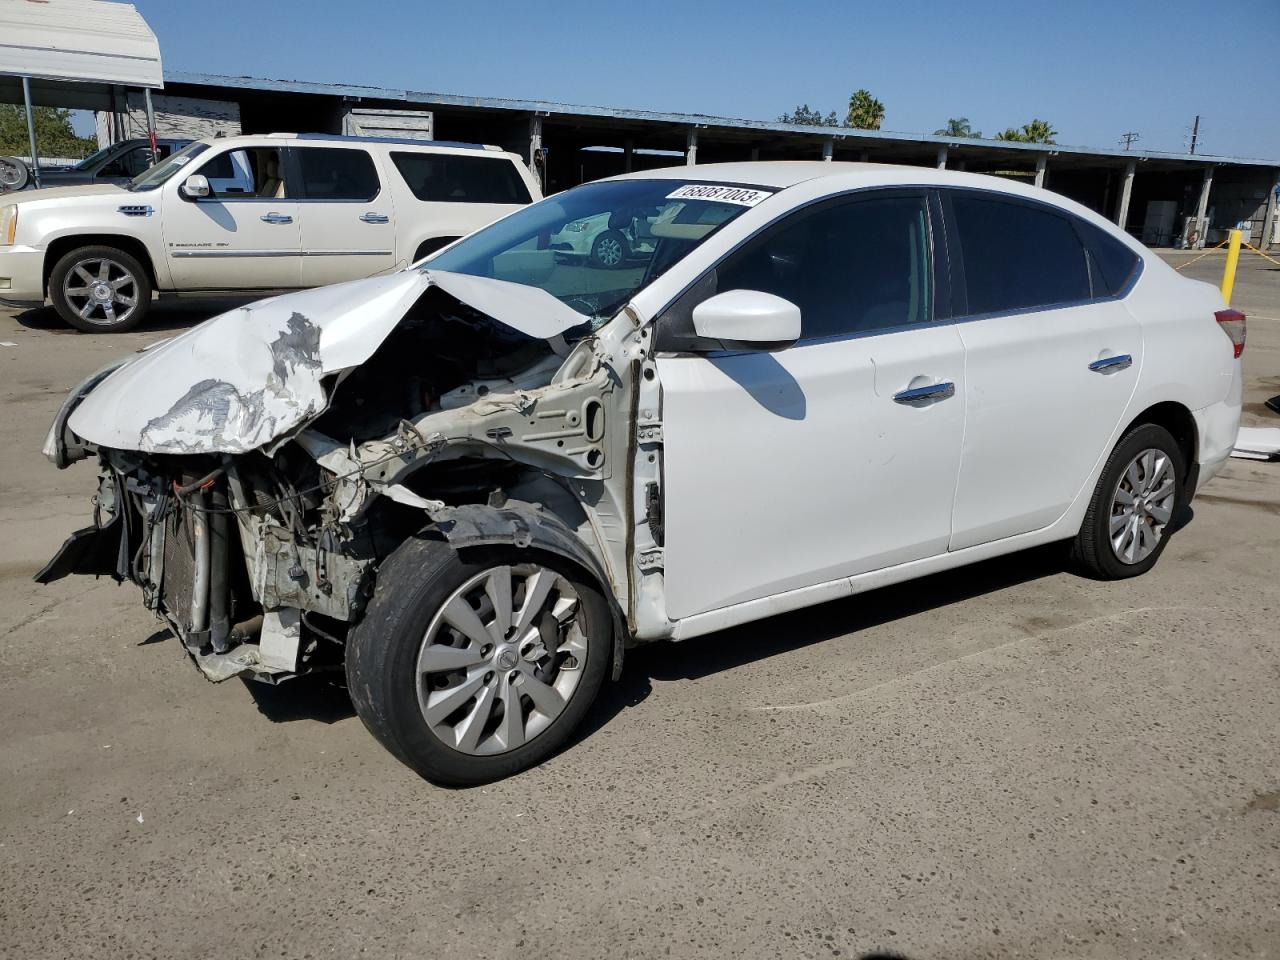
37 163 1242 785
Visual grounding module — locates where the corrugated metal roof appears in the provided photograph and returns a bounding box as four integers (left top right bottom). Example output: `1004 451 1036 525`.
167 71 1280 168
0 0 162 88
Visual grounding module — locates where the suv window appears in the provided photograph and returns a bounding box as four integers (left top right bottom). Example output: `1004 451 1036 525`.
1077 219 1140 296
390 152 532 204
658 193 933 348
296 147 380 201
196 147 288 199
950 193 1090 315
100 146 155 179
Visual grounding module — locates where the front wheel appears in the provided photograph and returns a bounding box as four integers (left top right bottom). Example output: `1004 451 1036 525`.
346 536 613 786
49 245 152 333
590 229 626 269
1070 423 1186 579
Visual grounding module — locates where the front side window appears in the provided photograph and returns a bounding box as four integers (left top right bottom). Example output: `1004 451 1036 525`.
296 147 380 201
426 178 763 332
391 152 532 204
656 192 933 349
193 147 288 199
951 193 1089 315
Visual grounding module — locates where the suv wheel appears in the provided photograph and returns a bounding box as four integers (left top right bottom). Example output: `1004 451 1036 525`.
49 245 151 333
1070 422 1186 579
346 536 613 786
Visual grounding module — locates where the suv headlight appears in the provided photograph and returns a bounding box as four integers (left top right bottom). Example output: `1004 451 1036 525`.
0 204 16 245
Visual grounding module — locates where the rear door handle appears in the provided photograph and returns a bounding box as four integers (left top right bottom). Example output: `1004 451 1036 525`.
893 381 955 404
260 212 293 224
359 212 389 224
1088 354 1132 373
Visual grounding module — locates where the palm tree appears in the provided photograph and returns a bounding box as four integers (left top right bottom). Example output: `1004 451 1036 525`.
996 119 1058 144
934 117 981 138
846 89 885 130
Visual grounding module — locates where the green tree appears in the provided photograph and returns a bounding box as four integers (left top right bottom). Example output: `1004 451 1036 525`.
845 89 885 130
995 118 1057 144
778 104 838 127
934 117 981 138
0 105 97 158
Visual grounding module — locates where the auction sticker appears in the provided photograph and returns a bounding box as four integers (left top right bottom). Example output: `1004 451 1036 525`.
666 184 773 206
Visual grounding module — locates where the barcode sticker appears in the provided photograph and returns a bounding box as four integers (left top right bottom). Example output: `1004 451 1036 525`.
665 184 773 206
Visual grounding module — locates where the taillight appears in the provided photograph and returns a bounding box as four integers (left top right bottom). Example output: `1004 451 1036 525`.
1215 308 1246 359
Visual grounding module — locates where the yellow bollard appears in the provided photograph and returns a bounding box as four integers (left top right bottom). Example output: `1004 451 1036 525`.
1221 228 1243 305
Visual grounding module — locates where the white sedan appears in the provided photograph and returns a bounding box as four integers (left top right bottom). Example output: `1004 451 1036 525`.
39 162 1243 785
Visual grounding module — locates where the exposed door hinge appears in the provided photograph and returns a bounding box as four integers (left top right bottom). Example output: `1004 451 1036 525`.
644 481 664 546
637 418 662 444
637 547 664 571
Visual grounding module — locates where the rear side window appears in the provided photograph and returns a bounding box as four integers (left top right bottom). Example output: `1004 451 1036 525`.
390 152 532 204
1077 220 1141 295
951 194 1090 315
295 148 380 201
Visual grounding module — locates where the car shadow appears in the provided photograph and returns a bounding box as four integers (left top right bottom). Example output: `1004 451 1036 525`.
243 673 355 725
567 542 1069 748
12 297 261 334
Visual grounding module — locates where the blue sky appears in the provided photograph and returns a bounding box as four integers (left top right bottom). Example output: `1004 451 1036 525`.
131 0 1280 159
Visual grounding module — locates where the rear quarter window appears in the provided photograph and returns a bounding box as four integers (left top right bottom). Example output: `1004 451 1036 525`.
1076 219 1141 295
390 152 532 204
951 193 1091 315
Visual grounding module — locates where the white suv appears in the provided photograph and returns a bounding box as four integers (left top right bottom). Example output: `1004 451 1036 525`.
0 133 541 331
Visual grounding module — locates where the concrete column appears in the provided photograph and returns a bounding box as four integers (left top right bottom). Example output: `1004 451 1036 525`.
1260 169 1280 248
1195 165 1215 224
527 114 543 174
750 146 760 161
822 138 834 161
936 146 948 169
1034 155 1047 188
624 138 633 174
1115 160 1136 231
858 151 869 162
685 127 698 165
21 76 41 189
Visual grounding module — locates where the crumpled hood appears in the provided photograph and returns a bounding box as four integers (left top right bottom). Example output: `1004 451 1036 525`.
66 269 590 455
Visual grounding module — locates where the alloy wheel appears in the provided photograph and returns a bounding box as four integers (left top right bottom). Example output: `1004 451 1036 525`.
61 257 140 327
416 564 587 755
1109 447 1176 564
595 236 623 266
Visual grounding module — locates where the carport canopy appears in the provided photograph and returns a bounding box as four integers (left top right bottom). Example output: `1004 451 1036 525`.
0 0 162 189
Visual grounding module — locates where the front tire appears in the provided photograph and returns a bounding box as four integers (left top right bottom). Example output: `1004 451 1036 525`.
49 245 151 333
590 229 626 269
346 535 612 786
1070 423 1186 579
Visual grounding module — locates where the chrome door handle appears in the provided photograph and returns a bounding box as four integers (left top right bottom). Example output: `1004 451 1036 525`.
1088 354 1132 373
359 212 389 223
260 212 293 224
893 381 955 404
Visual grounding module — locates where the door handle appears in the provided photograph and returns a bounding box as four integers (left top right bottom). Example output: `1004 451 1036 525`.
893 381 955 404
260 212 293 224
1088 354 1132 373
359 212 390 224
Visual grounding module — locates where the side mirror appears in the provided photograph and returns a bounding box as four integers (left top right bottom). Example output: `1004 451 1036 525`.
180 174 210 199
691 289 801 350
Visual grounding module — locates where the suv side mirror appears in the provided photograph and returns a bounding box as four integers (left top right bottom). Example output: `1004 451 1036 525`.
691 289 801 351
180 174 211 199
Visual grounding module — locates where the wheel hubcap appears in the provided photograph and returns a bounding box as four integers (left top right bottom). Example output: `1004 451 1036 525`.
62 257 139 326
1109 447 1176 564
598 238 621 265
416 564 587 756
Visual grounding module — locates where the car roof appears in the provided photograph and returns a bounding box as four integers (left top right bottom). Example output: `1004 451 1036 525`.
603 160 1042 194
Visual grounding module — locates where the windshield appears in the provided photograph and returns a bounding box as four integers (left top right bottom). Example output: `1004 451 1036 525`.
424 179 772 328
128 141 210 192
73 145 117 171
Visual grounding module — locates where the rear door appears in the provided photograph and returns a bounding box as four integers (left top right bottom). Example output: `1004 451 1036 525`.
943 190 1143 550
292 145 398 284
163 144 302 290
656 190 966 619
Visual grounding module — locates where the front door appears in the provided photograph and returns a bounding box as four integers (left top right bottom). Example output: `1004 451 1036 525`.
163 144 302 290
291 146 398 285
943 190 1143 550
655 191 966 620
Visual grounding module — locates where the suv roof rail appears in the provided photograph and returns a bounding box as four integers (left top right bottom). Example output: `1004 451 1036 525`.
263 132 499 151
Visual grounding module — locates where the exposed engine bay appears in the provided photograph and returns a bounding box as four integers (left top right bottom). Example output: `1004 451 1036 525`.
36 269 653 685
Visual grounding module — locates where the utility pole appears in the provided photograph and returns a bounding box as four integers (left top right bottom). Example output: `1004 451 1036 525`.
1119 132 1140 150
1189 115 1200 155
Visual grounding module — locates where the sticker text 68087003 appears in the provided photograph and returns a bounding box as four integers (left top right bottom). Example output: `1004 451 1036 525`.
665 184 773 207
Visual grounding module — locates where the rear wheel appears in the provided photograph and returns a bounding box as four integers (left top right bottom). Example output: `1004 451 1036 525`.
346 536 612 786
1070 423 1186 579
49 245 151 333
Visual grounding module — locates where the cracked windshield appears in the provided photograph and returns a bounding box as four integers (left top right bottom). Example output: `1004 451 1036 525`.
425 179 773 329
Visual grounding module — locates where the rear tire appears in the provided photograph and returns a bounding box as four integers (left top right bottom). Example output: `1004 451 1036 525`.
1070 423 1186 580
49 245 151 333
346 535 612 786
